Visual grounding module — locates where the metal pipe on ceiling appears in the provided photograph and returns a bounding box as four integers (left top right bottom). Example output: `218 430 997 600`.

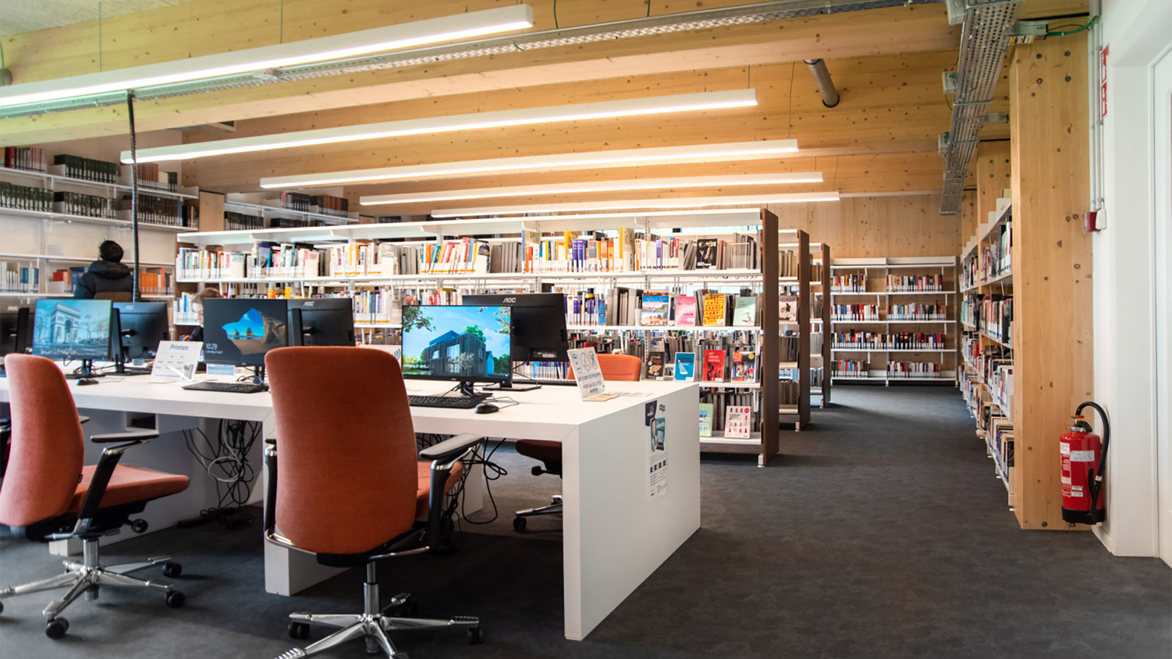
803 58 840 108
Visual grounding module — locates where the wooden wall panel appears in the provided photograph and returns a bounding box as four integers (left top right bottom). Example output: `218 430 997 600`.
1009 34 1093 531
768 194 961 258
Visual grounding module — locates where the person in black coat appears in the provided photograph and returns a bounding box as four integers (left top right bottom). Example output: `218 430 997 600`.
73 240 134 299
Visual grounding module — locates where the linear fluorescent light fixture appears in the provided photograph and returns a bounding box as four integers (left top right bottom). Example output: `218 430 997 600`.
260 139 800 188
361 171 821 206
0 5 534 110
122 89 758 164
429 191 840 218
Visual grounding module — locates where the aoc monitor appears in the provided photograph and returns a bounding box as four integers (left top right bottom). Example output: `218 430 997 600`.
287 298 356 347
113 301 169 361
200 298 289 376
400 304 511 393
462 292 569 363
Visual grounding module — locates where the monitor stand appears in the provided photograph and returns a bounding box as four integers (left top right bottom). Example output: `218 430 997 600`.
247 364 266 386
63 360 103 382
484 379 541 392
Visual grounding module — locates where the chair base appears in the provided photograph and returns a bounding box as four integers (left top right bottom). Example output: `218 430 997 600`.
513 495 562 531
276 563 480 659
0 537 180 633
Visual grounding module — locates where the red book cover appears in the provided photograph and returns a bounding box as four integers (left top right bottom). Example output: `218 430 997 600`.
703 349 726 382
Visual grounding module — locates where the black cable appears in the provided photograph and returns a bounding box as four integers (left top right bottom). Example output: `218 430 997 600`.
125 91 141 303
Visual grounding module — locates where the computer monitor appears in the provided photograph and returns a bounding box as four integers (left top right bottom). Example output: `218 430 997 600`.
201 298 289 383
113 302 169 362
288 298 355 347
401 304 511 395
1 305 33 372
461 293 569 363
31 299 113 378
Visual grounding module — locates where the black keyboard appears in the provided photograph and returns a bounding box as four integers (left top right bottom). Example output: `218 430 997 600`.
183 381 268 394
407 394 487 409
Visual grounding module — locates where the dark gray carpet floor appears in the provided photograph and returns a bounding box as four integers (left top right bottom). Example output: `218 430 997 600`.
1 387 1168 658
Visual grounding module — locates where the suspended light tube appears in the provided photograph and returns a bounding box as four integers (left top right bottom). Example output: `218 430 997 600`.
0 5 534 110
260 139 800 188
122 89 758 163
428 191 840 218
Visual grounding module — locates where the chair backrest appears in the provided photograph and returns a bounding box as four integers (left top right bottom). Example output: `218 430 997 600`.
597 353 643 382
0 354 85 527
265 346 419 555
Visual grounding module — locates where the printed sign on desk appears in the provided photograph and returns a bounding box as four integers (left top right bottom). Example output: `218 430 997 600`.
567 347 608 400
150 341 202 383
644 399 668 498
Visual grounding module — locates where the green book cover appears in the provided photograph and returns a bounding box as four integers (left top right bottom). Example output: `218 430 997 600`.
698 402 715 437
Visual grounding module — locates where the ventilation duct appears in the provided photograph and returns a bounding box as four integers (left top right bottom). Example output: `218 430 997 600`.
938 0 1021 213
0 0 938 118
803 59 841 107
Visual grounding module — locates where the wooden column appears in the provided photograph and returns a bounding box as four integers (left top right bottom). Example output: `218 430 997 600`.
198 190 226 233
1009 34 1094 530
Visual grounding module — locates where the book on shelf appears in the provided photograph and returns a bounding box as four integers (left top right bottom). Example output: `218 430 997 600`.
698 403 715 437
640 291 671 326
723 405 753 438
731 350 757 382
702 349 726 382
674 294 697 326
779 294 799 322
646 351 666 379
695 238 720 269
731 294 758 326
673 353 696 381
701 292 728 326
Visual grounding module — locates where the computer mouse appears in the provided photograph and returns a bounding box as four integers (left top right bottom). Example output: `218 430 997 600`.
475 402 499 414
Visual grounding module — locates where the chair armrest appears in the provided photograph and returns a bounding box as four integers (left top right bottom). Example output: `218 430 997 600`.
89 429 158 444
419 433 483 464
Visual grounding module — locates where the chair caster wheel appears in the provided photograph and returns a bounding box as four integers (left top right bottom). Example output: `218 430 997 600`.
165 591 185 609
513 516 526 532
131 519 149 533
163 562 182 578
288 621 310 640
468 626 484 644
46 617 69 639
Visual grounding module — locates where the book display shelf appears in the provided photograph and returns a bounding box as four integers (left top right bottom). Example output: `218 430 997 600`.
780 240 831 410
828 256 958 385
178 208 800 466
1 149 192 304
960 200 1015 507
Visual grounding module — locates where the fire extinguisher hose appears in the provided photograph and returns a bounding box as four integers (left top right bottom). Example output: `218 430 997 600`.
1075 401 1110 514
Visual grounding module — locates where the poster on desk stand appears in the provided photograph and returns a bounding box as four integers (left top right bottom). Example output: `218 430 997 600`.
644 399 668 498
567 347 615 401
150 341 202 383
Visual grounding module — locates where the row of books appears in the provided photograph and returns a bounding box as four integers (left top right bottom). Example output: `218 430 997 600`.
124 163 180 192
579 288 762 328
961 293 981 327
50 154 120 184
832 304 880 321
962 252 980 290
53 191 114 218
832 360 869 377
981 220 1012 281
832 331 947 350
4 147 48 173
981 296 1013 344
886 362 943 377
225 211 266 230
831 273 947 293
1 181 54 212
0 261 39 293
115 193 199 227
645 348 759 383
521 232 760 274
698 395 758 437
887 303 948 320
277 191 350 216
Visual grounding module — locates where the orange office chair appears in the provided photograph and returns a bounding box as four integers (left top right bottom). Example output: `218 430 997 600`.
0 354 189 639
264 346 484 658
512 352 642 532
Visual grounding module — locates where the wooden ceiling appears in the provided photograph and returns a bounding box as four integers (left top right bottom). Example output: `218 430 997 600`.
0 0 1087 217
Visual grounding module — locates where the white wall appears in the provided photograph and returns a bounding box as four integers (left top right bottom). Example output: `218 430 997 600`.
1093 0 1172 559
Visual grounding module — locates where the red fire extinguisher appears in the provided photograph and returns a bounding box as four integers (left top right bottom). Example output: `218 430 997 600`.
1060 401 1110 524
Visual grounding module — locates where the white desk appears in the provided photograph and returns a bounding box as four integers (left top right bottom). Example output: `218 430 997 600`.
0 374 701 640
